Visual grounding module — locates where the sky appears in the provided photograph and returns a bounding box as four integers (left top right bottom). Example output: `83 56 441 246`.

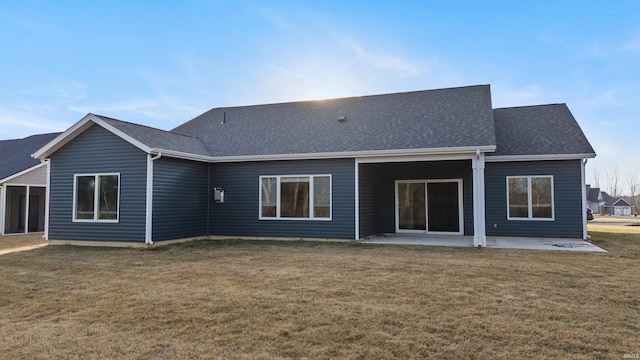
1 1 639 195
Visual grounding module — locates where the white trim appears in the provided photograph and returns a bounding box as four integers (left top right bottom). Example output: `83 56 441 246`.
354 160 360 240
259 175 333 221
472 152 487 247
581 159 588 239
72 173 121 222
394 179 464 236
506 175 555 221
44 159 51 240
0 163 47 184
24 186 30 234
486 153 596 162
145 153 161 245
32 114 152 159
149 145 496 164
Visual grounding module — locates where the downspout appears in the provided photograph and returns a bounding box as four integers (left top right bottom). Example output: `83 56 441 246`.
145 152 162 245
0 184 4 235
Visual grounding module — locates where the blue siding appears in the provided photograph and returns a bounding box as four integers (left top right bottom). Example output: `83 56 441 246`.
485 160 583 238
152 157 209 241
48 125 147 242
209 159 356 239
358 163 381 238
368 160 474 235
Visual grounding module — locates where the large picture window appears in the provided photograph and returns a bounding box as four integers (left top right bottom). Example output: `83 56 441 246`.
74 173 120 222
507 175 554 220
260 175 331 220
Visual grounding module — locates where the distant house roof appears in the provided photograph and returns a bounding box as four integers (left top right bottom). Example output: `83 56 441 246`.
601 191 632 207
173 85 497 157
0 133 60 181
587 187 602 203
491 104 596 157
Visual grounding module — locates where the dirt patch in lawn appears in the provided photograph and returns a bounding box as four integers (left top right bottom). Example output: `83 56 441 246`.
0 236 639 359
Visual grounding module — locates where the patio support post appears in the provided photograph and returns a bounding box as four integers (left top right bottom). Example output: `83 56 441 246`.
472 151 487 247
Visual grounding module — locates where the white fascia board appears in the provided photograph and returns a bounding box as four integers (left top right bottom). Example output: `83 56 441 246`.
485 153 596 162
0 163 46 184
153 145 497 164
32 114 152 159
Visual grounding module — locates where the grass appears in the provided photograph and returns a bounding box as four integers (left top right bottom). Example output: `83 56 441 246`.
1 232 639 359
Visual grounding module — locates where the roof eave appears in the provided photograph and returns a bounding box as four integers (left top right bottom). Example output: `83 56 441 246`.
486 153 596 162
150 145 497 163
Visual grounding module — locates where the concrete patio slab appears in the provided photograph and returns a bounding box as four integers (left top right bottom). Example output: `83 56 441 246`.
361 234 607 252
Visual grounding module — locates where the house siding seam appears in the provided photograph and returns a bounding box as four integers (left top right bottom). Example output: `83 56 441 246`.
152 157 209 241
368 160 474 236
485 160 583 238
209 159 356 239
48 125 147 242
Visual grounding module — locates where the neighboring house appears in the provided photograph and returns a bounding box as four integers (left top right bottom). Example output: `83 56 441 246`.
601 192 633 216
0 133 60 235
586 185 604 214
32 85 596 247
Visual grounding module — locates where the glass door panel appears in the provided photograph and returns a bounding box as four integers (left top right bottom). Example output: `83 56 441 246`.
397 182 426 231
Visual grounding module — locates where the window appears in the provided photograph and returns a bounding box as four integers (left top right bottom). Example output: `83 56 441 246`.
507 176 554 220
74 174 120 222
260 175 331 220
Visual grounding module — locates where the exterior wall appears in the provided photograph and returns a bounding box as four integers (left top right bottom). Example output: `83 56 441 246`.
4 165 47 186
209 159 356 239
152 157 209 241
48 125 147 242
360 160 474 236
485 160 583 238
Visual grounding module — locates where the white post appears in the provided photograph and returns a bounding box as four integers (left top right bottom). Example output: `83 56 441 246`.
24 186 30 234
354 159 360 240
581 158 588 239
145 154 154 244
472 151 487 247
44 159 51 240
0 185 5 235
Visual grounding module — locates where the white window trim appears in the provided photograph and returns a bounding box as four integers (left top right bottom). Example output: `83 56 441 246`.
72 173 120 223
506 175 555 221
259 174 332 221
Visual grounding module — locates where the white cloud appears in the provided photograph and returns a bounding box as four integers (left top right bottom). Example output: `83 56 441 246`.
0 109 70 139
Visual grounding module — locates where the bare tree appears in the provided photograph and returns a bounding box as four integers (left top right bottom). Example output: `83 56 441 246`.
606 164 620 197
627 171 640 216
592 168 601 188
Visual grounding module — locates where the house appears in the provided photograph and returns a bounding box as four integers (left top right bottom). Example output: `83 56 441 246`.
601 191 633 216
0 133 60 235
586 185 604 214
32 85 596 247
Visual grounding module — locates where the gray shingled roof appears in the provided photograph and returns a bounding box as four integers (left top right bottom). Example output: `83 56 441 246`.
0 133 60 181
95 115 210 156
601 191 631 206
172 85 496 157
491 104 595 156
